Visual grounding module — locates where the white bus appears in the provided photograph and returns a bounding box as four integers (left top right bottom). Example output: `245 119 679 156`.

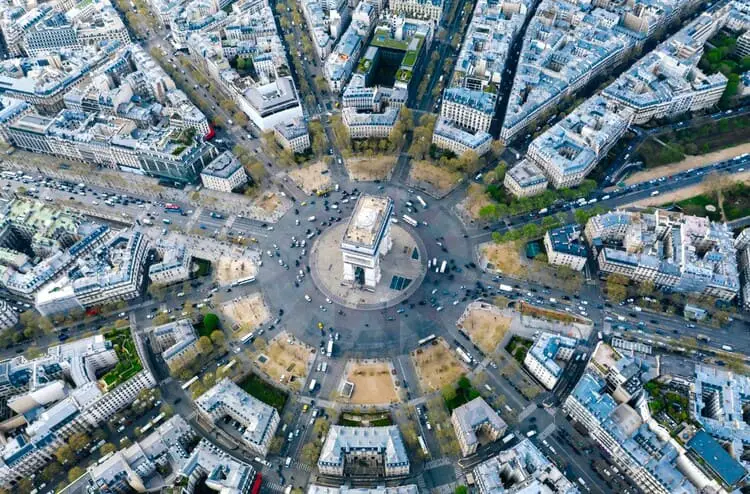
418 436 429 456
439 260 447 273
418 334 436 346
241 332 255 344
416 195 427 208
456 347 472 364
182 376 199 390
309 379 317 392
402 215 418 227
232 276 256 287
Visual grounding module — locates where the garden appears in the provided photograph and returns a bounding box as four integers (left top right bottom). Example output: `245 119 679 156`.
100 328 143 390
238 373 288 412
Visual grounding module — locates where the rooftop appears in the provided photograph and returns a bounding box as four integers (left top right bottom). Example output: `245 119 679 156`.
201 151 244 179
318 425 409 468
342 195 392 250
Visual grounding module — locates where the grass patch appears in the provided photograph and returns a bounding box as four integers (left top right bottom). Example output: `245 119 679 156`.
667 194 721 221
518 301 586 324
409 160 461 194
505 335 533 365
237 373 288 412
338 412 393 427
100 328 143 390
645 380 690 425
635 138 685 169
442 376 480 411
193 258 211 277
721 182 750 220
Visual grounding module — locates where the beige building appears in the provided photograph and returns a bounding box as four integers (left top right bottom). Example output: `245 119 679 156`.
544 225 587 271
451 397 507 456
200 151 248 193
341 195 393 288
504 160 548 198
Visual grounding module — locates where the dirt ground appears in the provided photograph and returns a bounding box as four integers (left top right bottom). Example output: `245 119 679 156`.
627 171 750 207
458 183 493 221
221 293 270 337
457 304 512 354
215 257 257 285
625 142 750 185
255 192 282 214
346 156 397 181
479 241 583 292
343 361 399 405
409 161 461 194
289 161 332 195
411 339 468 393
256 332 314 391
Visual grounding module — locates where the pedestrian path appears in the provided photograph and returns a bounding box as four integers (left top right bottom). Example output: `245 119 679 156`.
185 206 202 231
538 422 556 440
518 403 537 422
292 459 313 472
262 481 285 493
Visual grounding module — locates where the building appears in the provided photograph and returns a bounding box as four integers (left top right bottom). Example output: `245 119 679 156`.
200 151 248 193
691 364 750 457
195 378 280 457
585 210 740 301
440 88 495 134
274 119 311 153
504 160 548 198
0 301 18 330
390 0 443 23
324 5 375 93
317 425 410 477
562 343 724 494
63 415 197 494
239 77 304 132
736 228 750 310
0 332 156 487
603 11 728 125
472 439 579 493
431 119 492 157
737 30 750 58
340 195 393 288
527 97 630 190
523 332 577 390
451 397 507 456
179 439 257 493
149 319 199 374
149 238 192 287
686 431 747 490
342 106 401 139
544 225 588 271
300 0 349 60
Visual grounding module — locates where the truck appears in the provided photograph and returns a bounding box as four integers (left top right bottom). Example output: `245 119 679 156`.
416 195 427 208
402 215 418 227
418 436 429 456
309 379 317 392
321 361 328 373
499 284 513 293
326 339 333 357
501 433 515 444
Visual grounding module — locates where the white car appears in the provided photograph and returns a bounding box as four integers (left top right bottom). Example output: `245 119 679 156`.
304 294 312 302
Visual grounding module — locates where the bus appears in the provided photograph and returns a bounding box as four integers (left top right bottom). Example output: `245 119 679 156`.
241 332 255 344
309 379 317 392
402 215 418 227
140 422 153 435
418 436 429 456
182 376 199 390
1 171 16 179
439 260 447 273
456 347 472 364
232 276 256 287
152 412 166 426
416 195 427 208
418 334 436 346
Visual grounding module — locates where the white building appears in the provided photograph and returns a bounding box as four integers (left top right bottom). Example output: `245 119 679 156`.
431 119 492 157
317 425 410 477
195 378 280 457
149 319 199 374
274 119 311 153
200 151 248 193
504 160 548 198
239 77 304 132
523 332 577 390
180 439 257 493
451 397 507 456
0 301 18 330
390 0 443 23
149 239 192 287
544 225 588 271
340 195 393 288
440 88 496 133
473 439 579 493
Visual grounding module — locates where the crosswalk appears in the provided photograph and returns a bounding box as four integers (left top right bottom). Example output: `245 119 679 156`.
262 481 285 493
291 459 313 472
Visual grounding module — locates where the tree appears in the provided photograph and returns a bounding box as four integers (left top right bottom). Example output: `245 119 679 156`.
69 431 91 452
54 444 75 464
638 280 655 298
203 313 220 332
441 384 457 402
455 487 468 494
41 462 62 482
68 466 85 483
17 479 33 494
202 371 216 389
300 441 321 465
100 443 117 455
491 140 504 158
197 335 213 355
607 279 628 303
210 329 225 347
269 436 285 454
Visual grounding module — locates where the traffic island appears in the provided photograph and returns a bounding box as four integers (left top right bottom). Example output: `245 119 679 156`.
337 359 401 405
252 332 315 392
457 302 512 354
410 338 469 393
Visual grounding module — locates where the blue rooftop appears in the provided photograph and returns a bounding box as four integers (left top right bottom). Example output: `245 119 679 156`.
688 431 747 487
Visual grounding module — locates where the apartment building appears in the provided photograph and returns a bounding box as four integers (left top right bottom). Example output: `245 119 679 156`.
301 0 349 60
149 319 199 374
342 106 401 139
586 210 740 301
504 160 548 198
200 151 248 193
318 426 410 477
431 119 492 157
195 379 280 457
149 239 192 287
451 397 507 456
472 439 578 493
179 439 257 493
544 224 588 271
324 8 375 93
523 332 577 390
527 97 629 189
440 88 495 134
390 0 444 23
603 11 727 124
274 119 311 154
0 301 17 331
